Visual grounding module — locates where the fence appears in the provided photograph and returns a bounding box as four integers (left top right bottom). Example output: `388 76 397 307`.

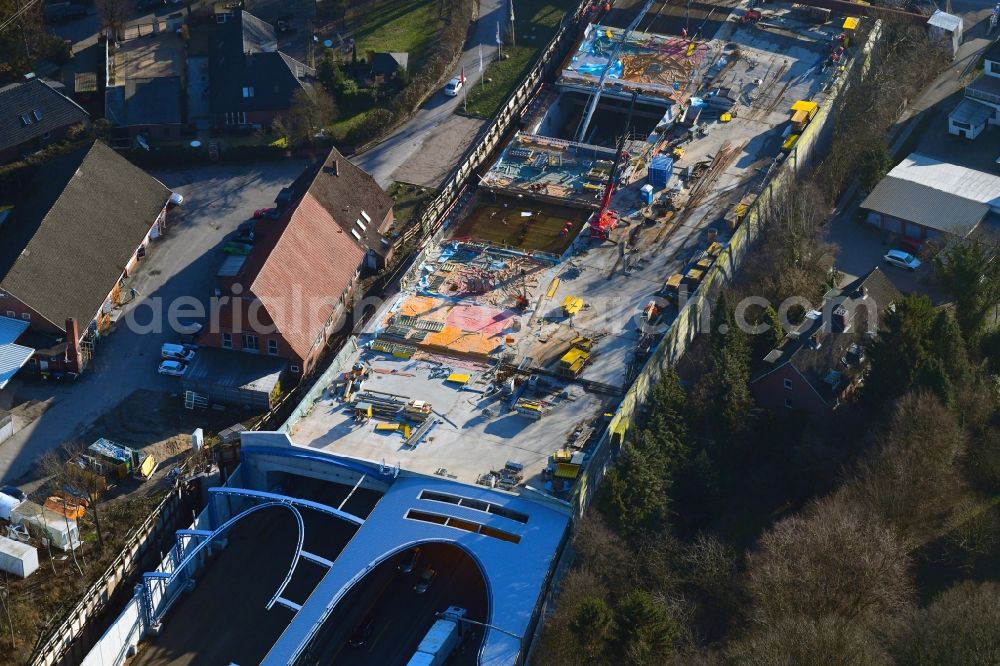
30 486 196 666
567 19 885 520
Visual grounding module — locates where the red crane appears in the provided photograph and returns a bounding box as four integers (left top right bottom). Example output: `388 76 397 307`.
590 91 638 241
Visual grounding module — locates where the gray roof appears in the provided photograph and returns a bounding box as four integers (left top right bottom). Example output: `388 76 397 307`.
0 141 170 330
0 315 32 389
967 73 1000 99
927 10 961 32
984 39 1000 62
860 176 988 236
183 346 286 393
370 52 409 75
125 77 182 126
0 78 90 154
949 98 995 126
209 11 314 116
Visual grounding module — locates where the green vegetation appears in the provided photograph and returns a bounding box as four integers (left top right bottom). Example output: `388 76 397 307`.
349 0 442 65
387 181 437 233
463 0 579 118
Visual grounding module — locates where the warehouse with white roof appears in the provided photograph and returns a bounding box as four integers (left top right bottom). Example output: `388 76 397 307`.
860 153 1000 239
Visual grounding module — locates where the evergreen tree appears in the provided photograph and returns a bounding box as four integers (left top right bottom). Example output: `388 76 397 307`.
935 239 1000 343
570 597 613 659
612 590 679 663
603 439 668 538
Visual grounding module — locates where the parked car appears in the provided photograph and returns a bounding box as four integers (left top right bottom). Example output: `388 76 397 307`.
44 2 87 23
347 615 376 648
414 567 436 594
443 77 463 97
0 486 26 502
898 236 923 256
168 192 184 207
398 547 422 574
253 207 281 220
883 249 921 271
137 0 167 9
234 229 256 244
161 343 196 363
158 360 187 377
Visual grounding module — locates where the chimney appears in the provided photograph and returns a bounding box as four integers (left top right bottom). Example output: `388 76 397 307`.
833 305 853 332
65 317 82 373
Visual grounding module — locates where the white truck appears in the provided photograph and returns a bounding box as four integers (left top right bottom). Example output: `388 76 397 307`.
406 606 467 666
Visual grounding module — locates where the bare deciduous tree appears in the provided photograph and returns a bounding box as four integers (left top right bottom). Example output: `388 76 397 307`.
894 581 1000 665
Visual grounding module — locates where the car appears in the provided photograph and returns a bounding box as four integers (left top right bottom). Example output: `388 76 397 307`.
234 229 256 244
347 615 376 648
414 567 436 594
253 207 281 220
0 486 26 502
161 343 196 362
398 547 422 574
137 0 167 9
238 219 256 233
883 249 921 271
168 192 184 207
158 360 187 376
898 236 923 255
443 77 463 97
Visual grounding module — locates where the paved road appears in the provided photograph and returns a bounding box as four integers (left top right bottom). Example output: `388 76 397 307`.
303 542 488 666
351 0 508 188
0 162 305 485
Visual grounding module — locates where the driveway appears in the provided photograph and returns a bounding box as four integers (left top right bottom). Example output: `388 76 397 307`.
351 0 507 188
0 161 306 484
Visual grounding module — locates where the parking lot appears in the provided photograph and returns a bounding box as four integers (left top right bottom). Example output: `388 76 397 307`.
0 161 306 484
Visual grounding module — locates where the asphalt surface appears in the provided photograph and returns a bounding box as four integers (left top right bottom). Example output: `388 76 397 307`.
0 162 306 484
131 483 383 666
350 0 506 188
300 543 488 666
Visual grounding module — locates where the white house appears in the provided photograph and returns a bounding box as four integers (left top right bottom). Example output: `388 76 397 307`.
949 40 1000 139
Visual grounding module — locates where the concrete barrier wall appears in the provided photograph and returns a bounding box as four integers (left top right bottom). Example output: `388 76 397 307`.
567 20 884 520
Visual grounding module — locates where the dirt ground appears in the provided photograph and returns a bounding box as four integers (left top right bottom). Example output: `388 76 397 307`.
71 389 261 496
448 196 590 255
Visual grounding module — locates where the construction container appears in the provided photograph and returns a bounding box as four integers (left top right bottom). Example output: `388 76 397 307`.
88 438 133 479
0 535 38 578
790 100 818 132
648 156 674 189
0 492 22 521
640 184 655 204
44 496 86 520
11 501 81 551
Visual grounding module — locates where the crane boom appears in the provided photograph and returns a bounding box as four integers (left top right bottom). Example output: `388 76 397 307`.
573 0 657 143
590 91 637 240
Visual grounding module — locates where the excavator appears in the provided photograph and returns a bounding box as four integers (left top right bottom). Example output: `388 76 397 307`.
590 91 638 241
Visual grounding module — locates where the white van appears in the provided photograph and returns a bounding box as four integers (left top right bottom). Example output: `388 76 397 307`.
161 343 195 362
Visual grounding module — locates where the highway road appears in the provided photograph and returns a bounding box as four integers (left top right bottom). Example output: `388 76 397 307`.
351 0 507 188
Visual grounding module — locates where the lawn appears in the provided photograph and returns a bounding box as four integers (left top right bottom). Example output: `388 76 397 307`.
463 0 579 118
348 0 443 65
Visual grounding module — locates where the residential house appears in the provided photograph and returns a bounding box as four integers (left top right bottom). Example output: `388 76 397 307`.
0 77 90 164
104 29 185 144
209 11 315 129
949 39 1000 139
0 140 172 376
751 268 901 418
201 147 393 379
276 147 397 271
860 153 1000 240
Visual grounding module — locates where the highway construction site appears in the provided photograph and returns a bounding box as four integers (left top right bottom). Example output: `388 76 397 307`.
290 0 868 499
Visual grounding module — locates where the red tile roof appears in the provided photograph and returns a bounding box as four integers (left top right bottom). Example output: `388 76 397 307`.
243 191 364 360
